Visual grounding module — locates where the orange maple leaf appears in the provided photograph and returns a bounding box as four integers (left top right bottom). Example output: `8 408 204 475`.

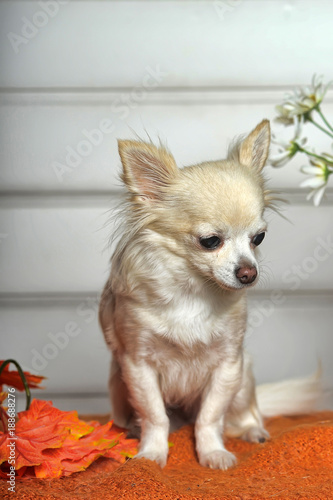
0 400 71 469
0 392 7 405
104 425 138 463
0 361 45 391
0 399 138 478
17 399 94 440
35 421 118 478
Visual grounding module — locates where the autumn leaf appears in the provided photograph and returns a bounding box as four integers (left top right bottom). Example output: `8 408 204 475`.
35 422 118 478
0 399 138 478
0 400 70 469
17 399 94 440
0 400 96 470
104 431 138 463
0 360 45 391
0 392 7 405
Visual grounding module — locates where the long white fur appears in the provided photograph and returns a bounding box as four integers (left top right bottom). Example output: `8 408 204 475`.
99 120 320 470
256 369 322 418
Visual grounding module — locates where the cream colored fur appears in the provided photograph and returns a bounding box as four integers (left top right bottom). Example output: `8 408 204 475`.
99 120 318 470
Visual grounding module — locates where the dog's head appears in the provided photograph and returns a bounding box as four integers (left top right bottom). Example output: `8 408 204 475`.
117 120 273 291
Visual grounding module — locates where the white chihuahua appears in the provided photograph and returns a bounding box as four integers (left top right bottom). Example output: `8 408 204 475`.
99 120 319 470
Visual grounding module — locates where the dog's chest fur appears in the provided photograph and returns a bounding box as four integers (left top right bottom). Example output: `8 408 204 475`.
108 234 250 408
116 255 248 406
146 332 242 408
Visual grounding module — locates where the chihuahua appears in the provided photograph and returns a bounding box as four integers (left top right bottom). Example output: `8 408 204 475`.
99 120 319 470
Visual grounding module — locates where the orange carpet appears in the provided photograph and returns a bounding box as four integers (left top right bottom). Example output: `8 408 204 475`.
1 411 332 499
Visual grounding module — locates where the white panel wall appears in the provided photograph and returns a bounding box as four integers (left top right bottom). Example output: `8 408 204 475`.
1 205 333 293
0 0 332 412
1 1 332 88
1 91 333 191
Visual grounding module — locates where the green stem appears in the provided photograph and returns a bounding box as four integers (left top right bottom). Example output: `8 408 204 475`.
308 116 333 139
316 106 333 133
0 359 31 410
296 145 333 165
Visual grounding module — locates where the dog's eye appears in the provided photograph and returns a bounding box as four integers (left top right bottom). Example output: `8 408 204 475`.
252 232 265 246
199 236 221 250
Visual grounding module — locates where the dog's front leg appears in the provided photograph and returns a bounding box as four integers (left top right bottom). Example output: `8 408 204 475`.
122 355 169 467
195 356 242 470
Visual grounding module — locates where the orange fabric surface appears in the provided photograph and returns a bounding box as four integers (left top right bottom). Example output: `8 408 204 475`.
1 411 333 499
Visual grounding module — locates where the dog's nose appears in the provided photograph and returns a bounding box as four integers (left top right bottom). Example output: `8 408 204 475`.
235 266 257 285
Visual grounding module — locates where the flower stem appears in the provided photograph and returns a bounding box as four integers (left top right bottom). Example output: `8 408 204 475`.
295 144 333 165
316 106 333 133
308 116 333 139
0 359 31 410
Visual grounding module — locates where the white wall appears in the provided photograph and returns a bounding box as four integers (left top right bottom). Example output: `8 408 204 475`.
0 0 332 413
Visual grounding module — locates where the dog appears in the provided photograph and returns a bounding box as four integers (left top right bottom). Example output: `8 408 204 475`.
99 120 320 470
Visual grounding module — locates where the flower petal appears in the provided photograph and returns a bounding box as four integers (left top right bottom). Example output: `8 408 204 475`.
300 166 322 176
300 177 326 189
313 185 326 206
269 151 290 167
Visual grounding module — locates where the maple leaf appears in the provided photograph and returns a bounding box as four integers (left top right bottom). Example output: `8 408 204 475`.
0 360 45 391
18 399 94 440
11 400 96 470
104 426 138 463
0 400 69 469
0 399 139 478
0 392 7 405
35 421 118 478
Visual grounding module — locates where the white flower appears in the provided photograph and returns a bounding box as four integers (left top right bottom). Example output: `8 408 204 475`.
300 157 333 206
270 117 306 167
275 74 332 124
274 104 295 125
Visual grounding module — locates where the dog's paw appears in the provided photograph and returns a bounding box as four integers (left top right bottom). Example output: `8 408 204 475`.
242 427 270 443
198 449 237 470
134 448 168 468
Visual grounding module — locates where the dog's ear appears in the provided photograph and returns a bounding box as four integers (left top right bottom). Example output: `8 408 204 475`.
239 119 270 172
118 140 178 201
